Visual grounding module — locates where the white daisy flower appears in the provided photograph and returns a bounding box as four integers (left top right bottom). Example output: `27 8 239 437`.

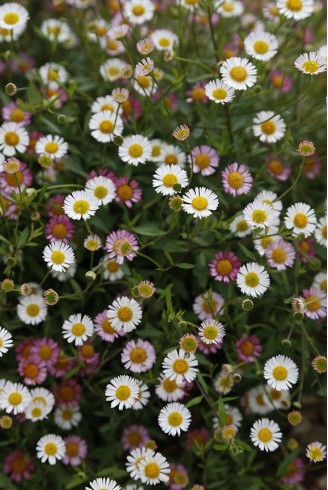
247 385 271 415
121 340 156 373
51 260 77 281
277 0 314 20
220 57 257 90
0 381 31 414
152 164 188 196
213 404 243 428
182 187 219 219
263 355 299 390
244 31 278 61
214 368 234 395
253 111 286 143
35 134 68 159
265 385 291 410
255 190 283 214
162 349 199 384
100 255 125 281
314 216 327 246
198 319 225 344
89 111 124 143
0 327 13 357
151 29 178 51
107 296 142 333
155 374 186 402
132 380 151 410
216 0 244 17
123 0 155 25
284 202 317 237
39 62 68 89
158 402 191 436
138 451 170 485
0 3 29 31
25 401 48 421
54 405 82 430
306 442 327 463
243 199 279 229
85 478 121 490
62 313 94 346
294 51 327 75
149 139 166 163
91 95 121 115
63 190 100 221
236 262 270 297
118 135 152 166
36 434 66 465
100 36 125 56
85 176 116 205
100 58 128 82
313 272 327 295
205 79 236 104
160 143 187 167
105 375 140 410
29 387 55 419
17 294 48 325
126 447 154 480
41 19 71 43
229 214 252 237
133 75 155 96
0 121 29 156
250 418 282 452
317 45 327 62
43 241 75 272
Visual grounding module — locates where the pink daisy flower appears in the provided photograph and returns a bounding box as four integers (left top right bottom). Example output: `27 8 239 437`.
301 286 327 320
209 251 240 283
281 457 305 485
167 463 189 490
2 102 32 126
303 155 322 180
18 356 47 386
186 82 209 103
121 96 142 122
269 70 292 93
114 175 142 208
188 145 219 176
62 435 88 466
45 194 65 217
53 379 82 407
197 338 223 355
3 450 35 483
104 229 139 264
193 292 224 320
266 156 292 181
78 342 100 365
121 339 156 373
87 169 117 181
265 239 296 271
94 309 125 343
48 353 76 378
0 161 32 195
221 162 253 197
15 339 35 363
30 337 60 367
12 52 35 74
45 215 75 243
236 334 262 362
26 130 43 154
121 424 150 451
297 238 316 264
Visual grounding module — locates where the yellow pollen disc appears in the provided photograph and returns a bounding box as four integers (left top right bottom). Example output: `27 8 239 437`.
10 109 25 123
62 410 72 421
302 60 320 73
195 154 210 169
305 295 321 312
86 239 99 250
116 385 131 401
158 38 170 47
293 212 308 228
269 6 279 15
173 359 188 374
71 323 86 336
261 121 276 135
136 76 150 89
144 462 160 479
165 154 178 165
222 2 234 12
230 66 247 82
245 272 259 287
253 40 269 54
258 428 272 443
48 69 59 81
271 248 287 264
252 209 267 224
107 39 118 50
261 237 272 248
106 261 119 273
31 407 42 418
66 442 79 457
272 75 284 88
0 339 2 348
81 344 95 358
26 304 40 317
240 340 254 355
99 120 114 133
168 411 183 426
117 184 133 200
191 87 205 101
52 223 67 239
203 325 218 340
117 306 133 322
102 319 116 334
130 347 147 363
309 448 323 461
101 104 114 112
39 345 52 360
45 142 59 153
48 25 60 35
163 378 177 392
44 443 57 456
181 336 197 352
256 394 265 406
3 12 20 25
216 259 233 275
94 185 108 199
286 0 303 11
225 414 233 425
320 280 327 293
73 200 90 215
212 88 227 100
268 159 283 175
8 392 22 405
163 173 178 187
151 145 161 157
128 143 143 158
192 196 208 211
4 131 19 146
227 172 244 189
132 5 145 15
270 389 281 401
51 250 65 265
236 220 248 232
272 365 288 381
24 364 38 378
108 67 120 77
138 284 153 297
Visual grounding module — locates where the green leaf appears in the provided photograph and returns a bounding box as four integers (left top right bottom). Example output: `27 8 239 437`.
186 395 203 408
133 224 166 236
97 467 127 478
176 262 194 269
197 371 209 395
165 283 174 315
214 443 228 451
235 440 252 452
17 227 30 248
217 397 227 426
0 473 18 490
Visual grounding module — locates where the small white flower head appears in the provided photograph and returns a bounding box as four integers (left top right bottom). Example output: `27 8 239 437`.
250 418 282 452
63 190 100 221
36 434 66 465
123 0 155 25
107 296 142 333
0 381 31 414
294 51 327 75
100 58 128 82
155 374 186 402
182 187 219 219
284 202 317 237
205 79 236 104
35 135 68 159
30 387 55 413
255 190 283 214
277 0 314 21
89 111 124 143
43 241 75 272
17 294 48 325
121 339 156 373
229 214 252 237
198 319 225 345
105 375 140 410
151 29 178 51
62 313 94 346
162 349 199 384
135 57 154 77
253 111 286 143
126 447 155 480
39 62 68 89
91 95 121 115
0 122 29 156
313 272 327 296
243 199 279 229
152 164 188 196
306 442 327 463
315 216 327 247
213 404 243 429
118 134 152 166
244 31 278 61
25 400 49 422
85 176 116 205
132 380 151 411
0 327 13 357
263 355 299 390
138 451 170 485
0 3 29 31
220 57 257 90
158 402 191 436
236 262 270 297
85 478 121 490
54 405 82 430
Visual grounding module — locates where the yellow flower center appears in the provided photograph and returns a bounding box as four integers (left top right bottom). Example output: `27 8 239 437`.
261 121 276 135
117 306 133 322
10 108 25 123
106 261 119 273
62 409 73 420
51 250 65 265
308 448 323 461
163 173 178 187
293 212 308 228
230 66 247 82
136 75 150 89
94 185 108 199
3 12 20 25
48 69 59 81
272 365 288 380
227 171 244 189
116 385 131 400
4 131 19 146
240 340 254 355
107 67 120 77
102 319 116 334
71 323 86 336
195 153 210 169
252 209 267 224
99 120 114 133
216 259 233 275
129 143 143 158
271 248 287 264
165 154 178 165
302 60 320 73
286 0 303 11
212 88 227 100
253 40 269 54
268 159 283 175
270 389 281 401
130 347 147 363
192 196 208 211
48 25 60 35
222 2 234 12
39 345 52 360
107 39 118 50
163 378 177 392
244 272 259 287
236 220 248 232
117 184 133 200
24 364 39 379
86 239 100 250
306 295 321 312
320 280 327 293
101 103 114 112
168 411 183 426
132 4 145 15
314 357 327 372
45 142 59 154
127 431 142 447
66 442 79 457
181 336 197 352
256 394 265 406
144 462 160 479
31 407 42 418
173 359 188 374
203 325 218 340
260 236 272 249
44 443 57 456
258 428 272 443
8 392 22 405
191 87 205 101
52 223 67 239
73 200 90 215
80 344 95 358
26 304 40 317
158 38 170 47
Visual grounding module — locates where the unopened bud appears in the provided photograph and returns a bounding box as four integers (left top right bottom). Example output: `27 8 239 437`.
85 271 96 281
144 439 157 451
1 278 14 292
232 373 242 383
0 415 13 429
178 320 187 329
38 154 53 168
44 289 59 305
113 135 124 146
31 211 41 221
5 82 17 96
6 257 16 268
57 114 67 125
281 339 292 347
169 196 182 212
293 311 304 322
242 299 254 311
286 438 299 450
20 283 32 296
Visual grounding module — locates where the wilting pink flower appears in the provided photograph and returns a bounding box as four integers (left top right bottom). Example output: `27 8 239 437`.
236 334 263 362
3 450 35 482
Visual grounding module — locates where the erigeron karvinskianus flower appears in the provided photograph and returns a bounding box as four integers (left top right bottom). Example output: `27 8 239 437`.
62 314 94 346
35 135 68 159
0 327 13 357
253 111 286 143
276 0 314 21
0 381 31 415
284 202 317 237
158 402 191 436
182 187 219 219
104 229 139 264
152 164 188 196
162 349 198 384
236 262 270 297
63 190 100 221
0 122 29 156
220 57 257 90
36 434 66 465
263 355 299 390
205 79 236 104
244 31 278 61
306 442 327 463
89 111 124 143
105 375 140 410
250 418 282 452
85 478 121 490
107 296 142 333
118 134 152 166
43 241 75 272
85 176 116 205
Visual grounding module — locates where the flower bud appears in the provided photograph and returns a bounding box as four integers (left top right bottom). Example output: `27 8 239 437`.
44 289 59 305
1 278 14 292
20 283 32 296
0 415 13 429
281 339 292 347
242 299 254 311
57 114 67 125
5 83 17 96
169 196 183 212
85 271 96 281
113 135 124 146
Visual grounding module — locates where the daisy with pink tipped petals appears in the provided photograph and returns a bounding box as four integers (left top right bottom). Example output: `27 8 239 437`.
62 435 87 466
301 286 327 320
188 145 219 176
121 339 156 373
94 310 125 342
198 319 225 345
193 291 224 320
45 215 74 243
114 176 142 208
236 334 262 362
221 162 253 197
135 57 154 77
265 239 296 270
107 296 142 333
104 229 139 264
209 251 240 283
